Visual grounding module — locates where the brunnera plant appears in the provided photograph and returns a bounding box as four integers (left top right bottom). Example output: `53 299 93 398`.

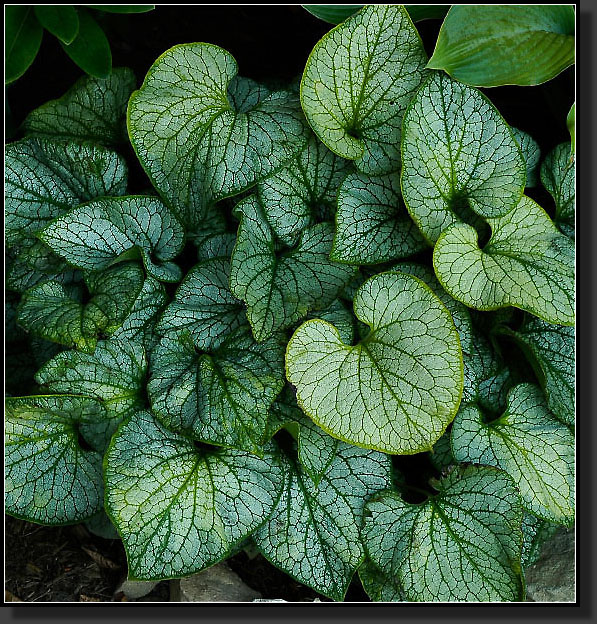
5 5 575 603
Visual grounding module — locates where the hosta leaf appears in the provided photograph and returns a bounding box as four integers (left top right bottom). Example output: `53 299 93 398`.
451 384 574 525
427 6 575 87
230 195 356 342
257 133 352 245
34 6 79 44
363 466 524 602
498 317 574 426
401 72 526 244
358 559 405 602
300 4 428 175
35 337 147 451
17 263 144 353
104 410 284 579
23 68 136 147
286 272 463 454
331 171 427 265
128 43 308 230
156 258 246 351
5 395 106 524
389 262 473 353
541 143 575 237
433 195 575 325
5 138 128 246
254 443 391 601
39 196 185 282
147 327 285 454
511 128 541 188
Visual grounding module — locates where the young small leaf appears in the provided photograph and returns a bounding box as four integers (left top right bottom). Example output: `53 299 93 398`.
34 6 79 44
300 5 428 174
433 195 575 325
6 395 106 524
363 466 524 601
451 384 574 525
105 410 284 580
286 272 463 454
401 72 526 243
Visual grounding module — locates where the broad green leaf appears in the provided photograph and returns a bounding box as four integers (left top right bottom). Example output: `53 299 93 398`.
35 337 147 451
148 327 285 454
104 410 284 580
541 143 575 237
257 133 353 245
254 442 391 601
60 9 112 79
331 172 427 265
230 195 356 342
34 6 79 44
5 137 127 246
521 513 559 569
511 128 541 188
195 232 236 262
401 72 526 244
23 68 136 147
427 6 575 87
303 5 448 25
363 466 524 601
87 5 155 13
497 317 574 427
39 196 185 282
358 559 405 602
156 258 246 351
286 272 463 454
567 103 575 154
433 195 575 325
128 43 308 230
5 395 106 524
5 6 43 84
451 384 574 525
460 329 500 405
308 298 355 345
389 262 473 353
300 5 428 175
17 263 145 353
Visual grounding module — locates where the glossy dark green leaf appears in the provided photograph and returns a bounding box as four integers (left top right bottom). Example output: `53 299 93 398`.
40 196 185 282
301 5 428 174
451 384 574 525
427 6 575 87
105 410 284 579
433 195 575 326
5 6 43 84
401 72 525 244
34 6 79 44
363 466 524 601
23 68 136 147
230 195 356 342
541 143 575 237
254 443 391 601
60 9 112 79
286 272 463 454
6 395 106 524
5 137 127 246
87 5 154 13
303 5 448 25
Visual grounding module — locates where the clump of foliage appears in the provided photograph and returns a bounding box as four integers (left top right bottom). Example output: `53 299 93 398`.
5 5 575 602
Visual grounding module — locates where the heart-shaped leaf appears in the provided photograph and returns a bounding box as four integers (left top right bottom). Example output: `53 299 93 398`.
541 143 575 238
230 195 356 342
427 6 575 87
331 171 427 264
128 43 308 230
23 67 136 147
147 327 285 454
254 442 391 601
6 395 106 524
5 137 127 246
300 4 428 175
451 384 574 525
433 195 575 325
17 263 145 353
286 272 463 454
257 133 353 245
39 196 185 282
104 410 285 579
363 466 524 601
401 72 526 244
